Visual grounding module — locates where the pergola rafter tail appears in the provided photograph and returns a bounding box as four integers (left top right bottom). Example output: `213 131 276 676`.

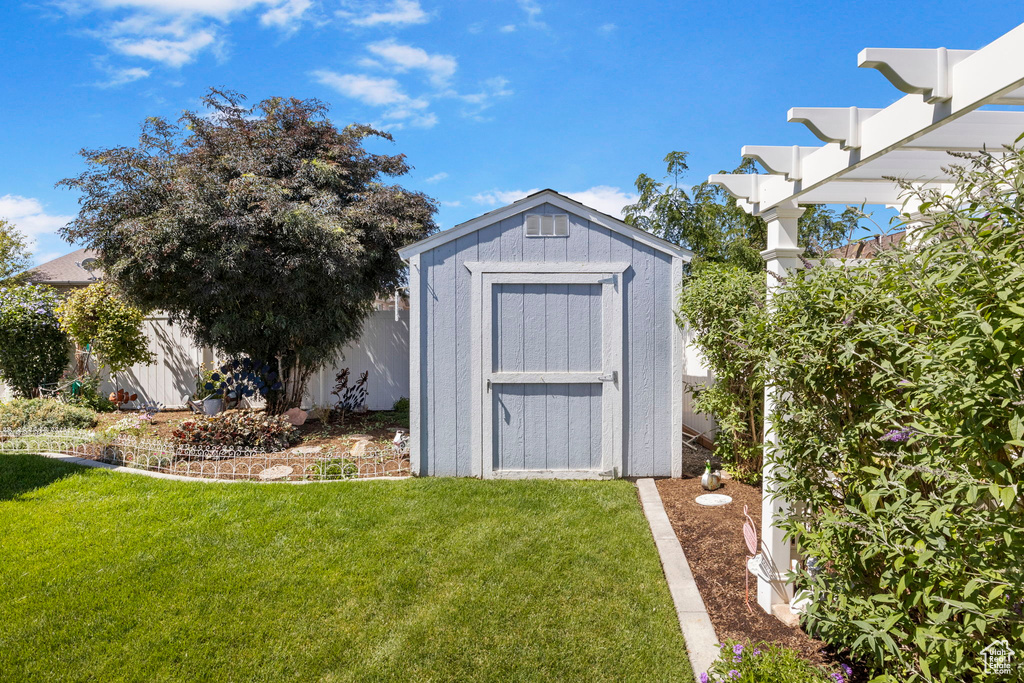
709 21 1024 216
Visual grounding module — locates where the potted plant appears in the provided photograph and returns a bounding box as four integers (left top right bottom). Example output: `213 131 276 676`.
194 364 225 415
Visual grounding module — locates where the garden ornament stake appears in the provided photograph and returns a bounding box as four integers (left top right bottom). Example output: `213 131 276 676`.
742 504 758 614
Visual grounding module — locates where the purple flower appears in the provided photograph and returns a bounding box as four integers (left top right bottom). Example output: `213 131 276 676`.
728 671 740 679
732 644 743 655
733 655 742 663
831 673 845 683
841 664 852 676
699 674 709 683
753 649 761 656
879 427 912 443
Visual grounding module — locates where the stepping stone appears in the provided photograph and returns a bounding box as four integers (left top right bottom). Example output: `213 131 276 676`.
695 493 733 507
258 465 294 480
290 445 322 454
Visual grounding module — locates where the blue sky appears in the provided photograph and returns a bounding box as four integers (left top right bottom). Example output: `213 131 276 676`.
0 1 1019 265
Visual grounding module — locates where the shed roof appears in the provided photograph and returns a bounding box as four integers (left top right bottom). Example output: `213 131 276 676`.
398 189 692 260
27 248 101 286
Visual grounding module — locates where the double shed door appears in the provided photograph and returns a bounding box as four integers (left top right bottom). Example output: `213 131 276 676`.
468 262 626 478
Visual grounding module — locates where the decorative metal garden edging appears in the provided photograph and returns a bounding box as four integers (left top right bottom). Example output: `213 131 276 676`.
0 429 410 481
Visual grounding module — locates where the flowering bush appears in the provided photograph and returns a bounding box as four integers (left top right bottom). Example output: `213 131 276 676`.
57 281 154 376
0 284 70 397
0 398 96 431
768 148 1024 680
171 409 297 451
677 264 767 481
702 642 850 682
100 414 152 441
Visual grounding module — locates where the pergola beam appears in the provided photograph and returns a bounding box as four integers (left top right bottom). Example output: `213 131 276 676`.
709 22 1024 213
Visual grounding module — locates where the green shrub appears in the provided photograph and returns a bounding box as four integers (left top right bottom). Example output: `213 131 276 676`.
57 281 154 376
57 373 116 412
0 398 97 431
701 642 850 683
171 409 297 451
305 456 358 479
768 148 1024 681
392 396 410 414
677 263 767 481
0 284 71 397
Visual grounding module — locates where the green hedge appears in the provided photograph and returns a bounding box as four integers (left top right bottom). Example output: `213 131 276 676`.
768 149 1024 681
0 398 97 432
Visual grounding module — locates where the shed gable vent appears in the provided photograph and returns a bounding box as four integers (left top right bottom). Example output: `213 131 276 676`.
525 214 569 237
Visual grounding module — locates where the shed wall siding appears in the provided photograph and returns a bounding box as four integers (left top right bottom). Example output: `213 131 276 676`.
417 203 678 477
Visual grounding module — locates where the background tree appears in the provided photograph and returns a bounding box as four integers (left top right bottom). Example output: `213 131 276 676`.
0 284 70 397
624 152 858 271
57 281 155 378
59 89 437 412
0 219 32 285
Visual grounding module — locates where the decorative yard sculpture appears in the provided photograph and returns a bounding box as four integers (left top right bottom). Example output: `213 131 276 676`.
701 460 721 490
742 504 758 614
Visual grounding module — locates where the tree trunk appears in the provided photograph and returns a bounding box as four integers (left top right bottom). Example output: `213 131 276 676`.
264 354 315 414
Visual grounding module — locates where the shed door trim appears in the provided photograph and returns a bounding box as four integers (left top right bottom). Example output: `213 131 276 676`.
467 262 626 478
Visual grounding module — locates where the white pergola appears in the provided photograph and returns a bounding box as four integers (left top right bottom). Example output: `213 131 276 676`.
708 22 1024 620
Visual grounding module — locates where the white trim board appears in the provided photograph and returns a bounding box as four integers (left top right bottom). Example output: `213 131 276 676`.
400 190 693 261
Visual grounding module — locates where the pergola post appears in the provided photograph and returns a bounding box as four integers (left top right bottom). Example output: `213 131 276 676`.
758 203 805 615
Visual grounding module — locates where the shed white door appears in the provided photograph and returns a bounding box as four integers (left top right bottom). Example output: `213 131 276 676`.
469 264 625 478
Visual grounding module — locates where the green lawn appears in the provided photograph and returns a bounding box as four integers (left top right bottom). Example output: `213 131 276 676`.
0 455 691 682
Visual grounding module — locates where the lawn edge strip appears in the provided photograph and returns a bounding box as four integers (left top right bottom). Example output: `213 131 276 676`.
26 452 409 484
636 477 719 680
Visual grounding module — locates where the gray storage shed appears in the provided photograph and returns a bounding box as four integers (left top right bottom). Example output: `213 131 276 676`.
399 190 692 479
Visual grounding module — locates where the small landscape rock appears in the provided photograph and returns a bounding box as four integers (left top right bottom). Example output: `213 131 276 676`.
284 408 308 426
258 465 294 481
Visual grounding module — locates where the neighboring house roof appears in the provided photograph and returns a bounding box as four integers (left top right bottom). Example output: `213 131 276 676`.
398 189 693 260
27 248 102 286
830 231 906 259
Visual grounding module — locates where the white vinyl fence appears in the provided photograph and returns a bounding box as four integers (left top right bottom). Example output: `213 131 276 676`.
1 310 411 411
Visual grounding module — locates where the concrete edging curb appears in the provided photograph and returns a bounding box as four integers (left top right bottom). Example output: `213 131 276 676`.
636 478 720 680
29 452 409 484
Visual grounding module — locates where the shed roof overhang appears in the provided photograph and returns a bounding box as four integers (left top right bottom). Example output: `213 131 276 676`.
398 189 693 261
709 22 1024 215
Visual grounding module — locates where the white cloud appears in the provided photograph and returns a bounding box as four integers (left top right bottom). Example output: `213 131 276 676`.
565 186 638 218
260 0 312 27
95 65 152 87
598 22 616 33
499 24 516 33
425 172 448 183
440 200 461 207
312 70 437 129
64 0 312 77
312 71 422 107
471 188 540 206
366 40 457 86
110 30 217 67
517 0 546 28
348 0 428 27
470 186 637 218
0 195 74 249
456 76 513 118
74 0 292 21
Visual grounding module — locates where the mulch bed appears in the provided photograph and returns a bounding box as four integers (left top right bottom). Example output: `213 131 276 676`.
84 409 411 481
657 475 859 673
